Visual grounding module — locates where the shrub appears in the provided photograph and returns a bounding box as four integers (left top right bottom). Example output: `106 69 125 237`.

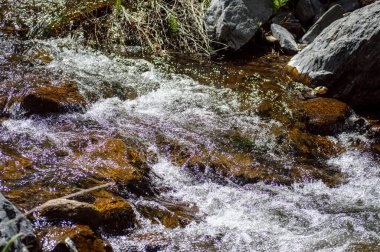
274 0 289 12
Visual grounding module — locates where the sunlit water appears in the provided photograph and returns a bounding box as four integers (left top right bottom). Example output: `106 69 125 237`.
0 32 380 251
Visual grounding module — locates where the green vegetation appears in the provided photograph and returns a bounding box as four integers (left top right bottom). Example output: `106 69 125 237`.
203 0 211 9
115 0 121 13
168 14 179 34
1 233 24 252
273 0 289 12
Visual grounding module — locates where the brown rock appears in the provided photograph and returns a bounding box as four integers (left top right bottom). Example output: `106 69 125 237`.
137 204 182 229
77 138 153 195
163 134 345 186
40 225 112 252
372 143 380 155
287 128 344 158
94 197 137 233
301 98 351 135
0 155 33 180
16 82 87 115
136 200 198 229
39 199 101 227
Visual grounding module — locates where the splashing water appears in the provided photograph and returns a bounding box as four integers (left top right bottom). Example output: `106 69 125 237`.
0 11 380 251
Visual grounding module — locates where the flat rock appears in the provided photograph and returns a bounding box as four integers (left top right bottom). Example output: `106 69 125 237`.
204 0 273 50
301 98 352 135
39 199 101 227
301 4 345 44
40 196 138 234
271 24 299 55
288 2 380 107
0 193 38 252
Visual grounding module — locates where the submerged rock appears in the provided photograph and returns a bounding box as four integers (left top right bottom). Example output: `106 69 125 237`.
301 98 352 135
5 81 87 116
76 138 154 196
163 139 344 187
0 193 38 252
204 0 273 50
40 225 113 252
93 197 136 234
301 4 345 44
287 128 344 157
287 2 380 107
271 24 299 55
136 200 198 229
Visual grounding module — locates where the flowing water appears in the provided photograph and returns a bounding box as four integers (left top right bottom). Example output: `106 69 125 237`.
1 1 380 251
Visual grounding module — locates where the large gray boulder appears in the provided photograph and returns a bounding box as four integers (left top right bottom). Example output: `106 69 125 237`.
288 1 380 107
0 193 38 251
204 0 273 50
301 4 345 44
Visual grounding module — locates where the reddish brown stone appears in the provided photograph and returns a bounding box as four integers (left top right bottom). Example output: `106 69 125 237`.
40 225 113 252
17 82 87 115
301 98 351 135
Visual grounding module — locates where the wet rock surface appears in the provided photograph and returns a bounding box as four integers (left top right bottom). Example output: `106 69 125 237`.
136 200 198 229
0 193 38 252
288 2 380 107
301 98 352 135
39 225 113 252
39 199 102 227
204 0 273 50
7 81 87 116
93 196 137 234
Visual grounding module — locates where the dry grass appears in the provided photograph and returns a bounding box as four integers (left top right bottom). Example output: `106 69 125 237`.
12 0 215 57
106 0 213 56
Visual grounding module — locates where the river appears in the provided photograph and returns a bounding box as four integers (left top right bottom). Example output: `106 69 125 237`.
1 1 380 251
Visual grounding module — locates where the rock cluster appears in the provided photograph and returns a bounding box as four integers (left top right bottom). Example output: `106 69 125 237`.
204 0 273 50
288 1 380 107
